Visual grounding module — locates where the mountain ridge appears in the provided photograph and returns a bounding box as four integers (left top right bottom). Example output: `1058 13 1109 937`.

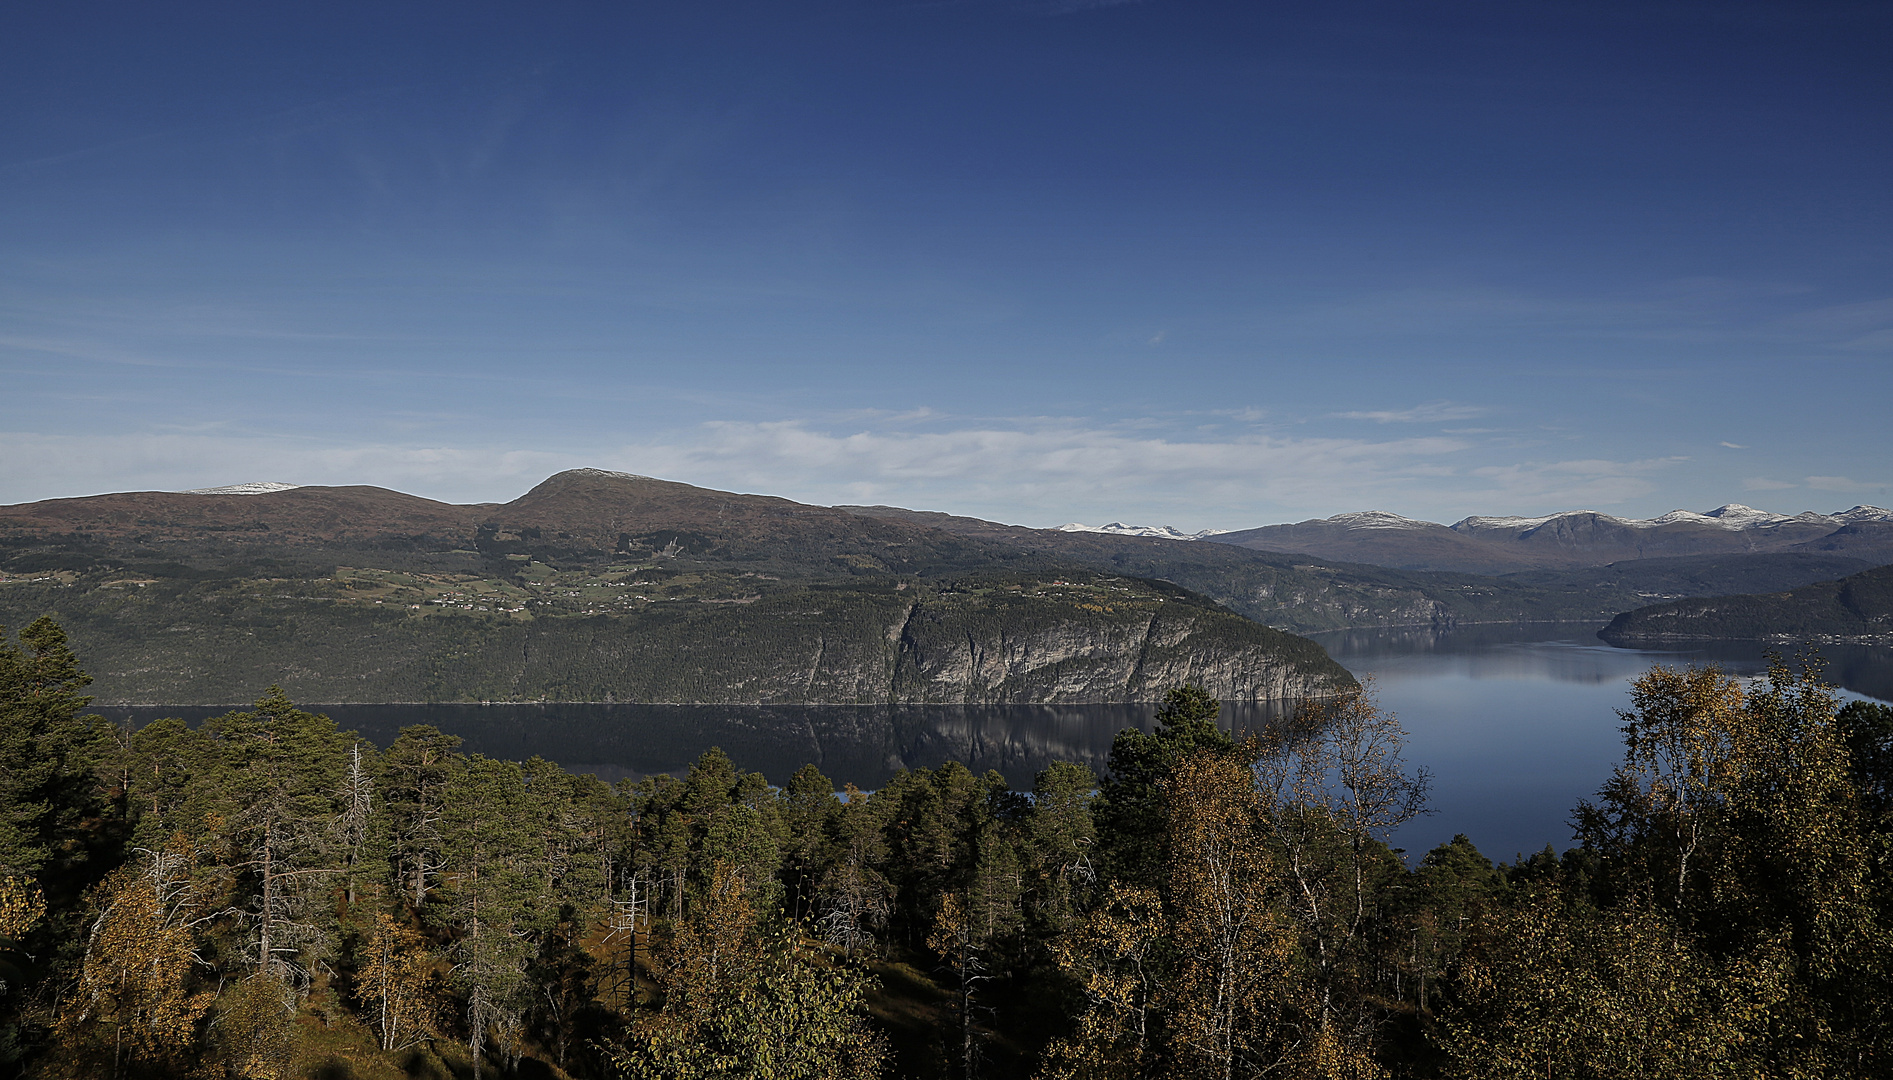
4 472 1880 657
1598 562 1893 647
0 471 1356 705
1209 503 1893 573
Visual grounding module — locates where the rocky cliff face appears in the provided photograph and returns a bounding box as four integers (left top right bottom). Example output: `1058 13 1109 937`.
5 575 1354 706
888 602 1352 704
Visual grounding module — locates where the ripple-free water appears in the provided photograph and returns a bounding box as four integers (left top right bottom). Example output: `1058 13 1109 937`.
1314 624 1893 863
91 700 1290 793
96 626 1891 868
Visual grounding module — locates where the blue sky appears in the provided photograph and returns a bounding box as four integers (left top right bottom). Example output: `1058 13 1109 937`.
4 0 1890 529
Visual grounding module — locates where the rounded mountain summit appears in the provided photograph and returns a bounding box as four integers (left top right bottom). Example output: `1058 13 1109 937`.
0 469 1355 707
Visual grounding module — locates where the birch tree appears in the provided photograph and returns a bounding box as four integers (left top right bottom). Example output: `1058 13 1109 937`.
1253 685 1425 1061
51 838 216 1078
358 911 441 1054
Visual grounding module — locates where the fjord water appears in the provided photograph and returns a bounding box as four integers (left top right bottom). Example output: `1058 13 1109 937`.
98 627 1892 868
1315 624 1893 863
93 699 1282 795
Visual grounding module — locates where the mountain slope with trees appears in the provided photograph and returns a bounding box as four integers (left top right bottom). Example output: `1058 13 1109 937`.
0 569 1349 706
1600 561 1893 645
838 504 1871 632
0 472 1354 705
2 621 1888 1077
2 470 1877 707
1207 504 1893 572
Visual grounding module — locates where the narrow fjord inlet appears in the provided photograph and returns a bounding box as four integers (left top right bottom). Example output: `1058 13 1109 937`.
6 2 1891 1075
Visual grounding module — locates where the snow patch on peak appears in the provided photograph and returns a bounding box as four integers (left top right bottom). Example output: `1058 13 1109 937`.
1322 510 1437 530
1451 512 1589 533
1444 503 1889 534
1645 507 1797 529
1056 522 1228 541
1699 504 1794 526
1835 505 1893 523
567 468 657 482
182 482 301 496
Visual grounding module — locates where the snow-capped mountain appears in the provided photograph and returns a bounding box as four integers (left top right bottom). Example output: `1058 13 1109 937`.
182 482 303 495
1317 511 1435 530
1210 503 1893 573
1450 503 1893 535
1056 521 1229 541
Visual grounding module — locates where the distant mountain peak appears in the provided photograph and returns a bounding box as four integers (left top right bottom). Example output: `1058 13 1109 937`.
1322 510 1435 530
181 482 301 495
1442 503 1893 535
1056 521 1228 541
1837 504 1893 522
562 468 659 482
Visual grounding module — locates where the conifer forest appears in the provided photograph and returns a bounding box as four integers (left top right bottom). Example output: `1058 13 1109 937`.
1 615 1889 1079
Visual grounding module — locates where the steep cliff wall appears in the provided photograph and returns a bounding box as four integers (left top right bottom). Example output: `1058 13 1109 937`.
0 575 1355 706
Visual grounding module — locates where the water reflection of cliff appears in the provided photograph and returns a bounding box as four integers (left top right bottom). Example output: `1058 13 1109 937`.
94 702 1295 789
1313 626 1893 703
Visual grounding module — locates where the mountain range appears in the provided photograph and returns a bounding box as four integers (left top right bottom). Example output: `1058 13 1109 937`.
3 471 1885 704
981 503 1893 575
1056 521 1230 541
1188 504 1893 574
0 470 1354 706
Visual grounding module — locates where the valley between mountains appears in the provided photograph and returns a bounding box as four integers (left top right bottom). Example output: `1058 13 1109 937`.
1 468 1885 705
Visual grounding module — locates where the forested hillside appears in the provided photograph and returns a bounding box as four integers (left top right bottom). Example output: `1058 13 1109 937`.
2 620 1888 1078
1 472 1873 709
0 569 1348 706
1600 561 1893 646
838 505 1872 631
0 471 1353 705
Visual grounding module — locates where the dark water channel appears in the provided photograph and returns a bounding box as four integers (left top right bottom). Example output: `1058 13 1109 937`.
96 624 1892 868
92 700 1291 792
1311 623 1893 863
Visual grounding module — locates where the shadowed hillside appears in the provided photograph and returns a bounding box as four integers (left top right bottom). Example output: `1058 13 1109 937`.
0 471 1353 705
1600 562 1893 645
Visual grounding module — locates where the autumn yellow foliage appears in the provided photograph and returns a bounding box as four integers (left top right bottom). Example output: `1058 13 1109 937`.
49 851 216 1077
0 877 44 941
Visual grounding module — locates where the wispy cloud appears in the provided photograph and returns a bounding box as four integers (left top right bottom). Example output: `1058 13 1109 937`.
616 420 1470 519
1805 475 1889 494
0 418 1706 529
1720 441 1748 449
1461 456 1688 512
1836 329 1893 352
611 420 1692 526
0 432 579 507
1332 401 1487 424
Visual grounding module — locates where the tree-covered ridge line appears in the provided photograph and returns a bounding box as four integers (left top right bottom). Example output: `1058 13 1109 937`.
1600 560 1893 646
6 467 1876 668
2 618 1891 1078
841 503 1882 630
0 568 1354 706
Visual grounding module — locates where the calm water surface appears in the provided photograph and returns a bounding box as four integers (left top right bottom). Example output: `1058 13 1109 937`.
1315 624 1893 863
98 624 1892 869
93 700 1289 792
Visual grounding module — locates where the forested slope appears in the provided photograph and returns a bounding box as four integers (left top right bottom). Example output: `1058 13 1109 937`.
1 470 1874 707
0 471 1353 705
839 505 1869 631
2 622 1888 1078
0 570 1349 705
1600 561 1893 645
